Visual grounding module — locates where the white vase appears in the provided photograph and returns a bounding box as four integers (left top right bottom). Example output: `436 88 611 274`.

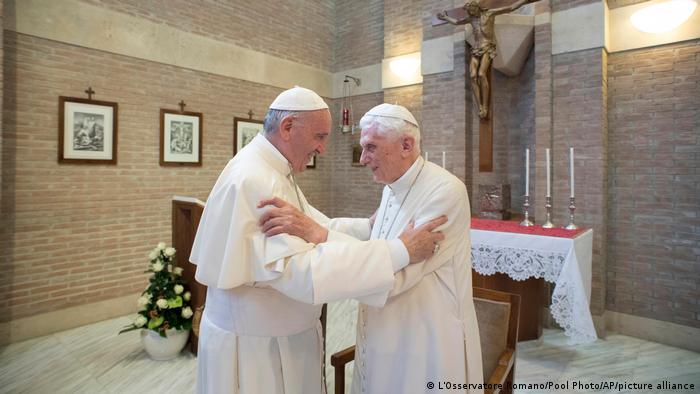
141 328 190 360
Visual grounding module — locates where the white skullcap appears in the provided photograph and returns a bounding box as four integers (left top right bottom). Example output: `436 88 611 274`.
364 103 418 126
269 86 329 111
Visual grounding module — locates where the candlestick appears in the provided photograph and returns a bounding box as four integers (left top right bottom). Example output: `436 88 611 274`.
564 196 578 230
441 151 446 168
542 196 554 228
569 147 575 198
525 148 530 197
546 148 551 197
425 151 429 162
520 195 534 226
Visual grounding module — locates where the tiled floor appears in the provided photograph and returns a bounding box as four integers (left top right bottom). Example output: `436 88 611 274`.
1 316 698 393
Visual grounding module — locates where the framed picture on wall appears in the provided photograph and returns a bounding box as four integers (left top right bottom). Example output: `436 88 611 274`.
233 117 264 155
160 109 203 166
58 96 118 164
352 143 364 167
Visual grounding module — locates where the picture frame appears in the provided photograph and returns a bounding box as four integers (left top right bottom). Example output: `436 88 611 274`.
352 143 364 166
160 109 203 166
233 117 264 155
307 155 316 169
58 96 118 164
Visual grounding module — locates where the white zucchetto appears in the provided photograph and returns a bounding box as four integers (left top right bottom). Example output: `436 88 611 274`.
365 103 418 126
269 86 329 111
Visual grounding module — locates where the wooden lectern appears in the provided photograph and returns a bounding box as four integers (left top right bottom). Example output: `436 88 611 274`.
172 196 207 354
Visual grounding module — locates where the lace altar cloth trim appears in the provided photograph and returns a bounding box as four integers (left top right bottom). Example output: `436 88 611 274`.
472 243 597 344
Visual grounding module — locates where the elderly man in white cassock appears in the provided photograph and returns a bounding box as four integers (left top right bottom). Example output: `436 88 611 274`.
260 103 484 394
190 88 447 394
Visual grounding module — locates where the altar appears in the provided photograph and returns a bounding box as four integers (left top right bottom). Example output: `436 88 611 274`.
470 218 597 344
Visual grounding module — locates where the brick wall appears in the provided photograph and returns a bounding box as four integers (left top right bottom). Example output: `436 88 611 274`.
551 0 601 12
328 92 385 218
0 32 332 322
384 0 424 58
79 0 335 70
607 40 700 328
333 0 383 72
552 48 608 315
534 13 553 222
508 53 536 211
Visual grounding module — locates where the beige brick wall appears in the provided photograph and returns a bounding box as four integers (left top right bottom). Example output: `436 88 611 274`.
552 48 608 316
328 93 385 218
333 0 384 72
607 40 700 328
79 0 335 70
551 0 601 12
0 31 331 322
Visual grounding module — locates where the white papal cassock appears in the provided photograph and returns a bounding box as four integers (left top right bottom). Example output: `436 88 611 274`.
190 134 408 394
343 157 484 394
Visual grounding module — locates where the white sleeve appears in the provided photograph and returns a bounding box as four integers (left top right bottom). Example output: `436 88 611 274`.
266 237 396 307
327 218 372 240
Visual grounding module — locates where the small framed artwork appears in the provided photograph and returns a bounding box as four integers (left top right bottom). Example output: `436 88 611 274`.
58 96 118 164
233 117 264 155
307 155 316 169
160 109 203 166
352 143 364 166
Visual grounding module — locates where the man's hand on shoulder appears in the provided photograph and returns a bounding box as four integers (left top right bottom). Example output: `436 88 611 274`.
257 197 329 244
399 216 447 264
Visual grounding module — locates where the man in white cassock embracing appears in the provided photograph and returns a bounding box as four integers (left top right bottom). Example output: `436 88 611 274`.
260 103 484 394
190 87 447 394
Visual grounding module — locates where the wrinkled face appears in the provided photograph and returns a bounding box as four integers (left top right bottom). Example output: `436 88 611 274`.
359 125 408 184
287 109 332 173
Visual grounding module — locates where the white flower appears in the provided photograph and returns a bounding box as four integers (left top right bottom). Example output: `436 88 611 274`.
134 315 147 327
165 247 176 257
183 291 191 301
156 299 169 309
137 296 150 307
152 261 164 272
148 251 157 260
182 307 193 319
174 284 184 295
167 264 172 273
174 267 184 276
145 292 153 300
157 242 166 250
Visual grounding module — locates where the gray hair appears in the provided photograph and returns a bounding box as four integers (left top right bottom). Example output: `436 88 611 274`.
263 109 300 134
358 114 421 150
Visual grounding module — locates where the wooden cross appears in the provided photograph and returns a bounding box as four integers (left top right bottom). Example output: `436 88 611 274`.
247 109 254 119
84 87 95 100
178 100 187 112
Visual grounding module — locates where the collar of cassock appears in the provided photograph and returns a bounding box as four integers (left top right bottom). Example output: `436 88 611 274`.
252 133 294 177
388 156 424 195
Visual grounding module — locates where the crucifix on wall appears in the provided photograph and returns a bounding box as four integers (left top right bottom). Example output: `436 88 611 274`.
433 0 535 171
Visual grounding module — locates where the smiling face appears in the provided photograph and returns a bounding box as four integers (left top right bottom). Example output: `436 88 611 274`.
283 109 331 173
359 124 416 184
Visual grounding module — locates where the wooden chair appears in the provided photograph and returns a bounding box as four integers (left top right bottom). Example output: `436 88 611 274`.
330 287 520 394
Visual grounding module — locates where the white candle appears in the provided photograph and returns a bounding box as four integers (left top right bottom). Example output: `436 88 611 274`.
570 147 575 198
425 151 429 162
441 151 446 168
525 148 530 197
546 148 551 197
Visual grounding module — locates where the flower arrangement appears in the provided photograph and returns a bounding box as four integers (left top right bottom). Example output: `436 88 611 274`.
120 242 193 337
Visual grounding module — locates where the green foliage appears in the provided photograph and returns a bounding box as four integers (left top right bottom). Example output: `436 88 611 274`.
118 243 194 338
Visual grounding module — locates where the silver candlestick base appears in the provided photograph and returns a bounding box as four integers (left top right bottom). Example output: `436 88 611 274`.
564 196 578 230
520 195 534 226
542 196 554 228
